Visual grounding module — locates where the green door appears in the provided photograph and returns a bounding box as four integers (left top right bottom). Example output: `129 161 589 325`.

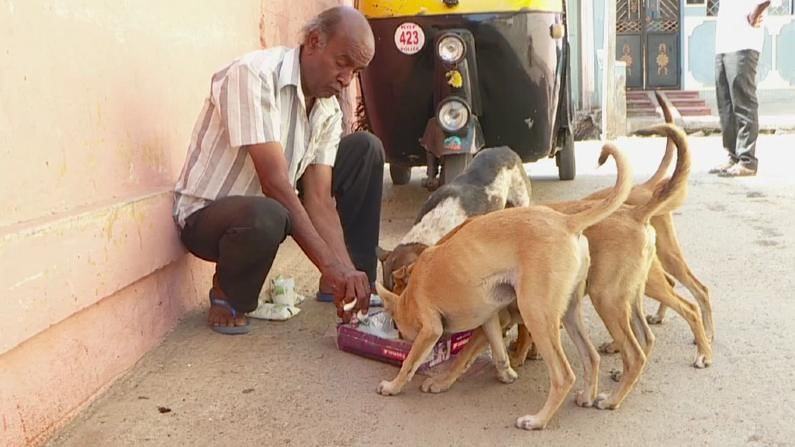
617 0 681 89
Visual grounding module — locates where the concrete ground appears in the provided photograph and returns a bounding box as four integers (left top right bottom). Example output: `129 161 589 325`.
48 134 795 447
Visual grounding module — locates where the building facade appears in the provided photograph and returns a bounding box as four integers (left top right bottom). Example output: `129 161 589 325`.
568 0 795 113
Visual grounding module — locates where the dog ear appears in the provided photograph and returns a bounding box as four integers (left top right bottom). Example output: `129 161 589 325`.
392 263 416 279
376 246 392 262
393 265 408 280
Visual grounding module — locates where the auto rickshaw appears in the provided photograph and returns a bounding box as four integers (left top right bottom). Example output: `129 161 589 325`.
354 0 575 188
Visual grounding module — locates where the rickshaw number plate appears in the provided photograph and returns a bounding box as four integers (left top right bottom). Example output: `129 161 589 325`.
394 22 425 55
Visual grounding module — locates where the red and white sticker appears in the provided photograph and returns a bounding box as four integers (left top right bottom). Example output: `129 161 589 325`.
394 22 425 55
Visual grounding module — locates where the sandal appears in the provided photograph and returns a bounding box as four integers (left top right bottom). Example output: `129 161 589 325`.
208 296 251 335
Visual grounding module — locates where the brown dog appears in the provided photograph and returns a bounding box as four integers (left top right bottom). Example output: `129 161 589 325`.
374 144 633 430
540 124 710 408
583 93 714 341
398 124 711 415
584 170 714 341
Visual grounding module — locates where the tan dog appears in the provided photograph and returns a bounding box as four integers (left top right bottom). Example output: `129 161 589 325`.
374 144 633 430
393 124 711 415
548 123 712 366
584 94 714 341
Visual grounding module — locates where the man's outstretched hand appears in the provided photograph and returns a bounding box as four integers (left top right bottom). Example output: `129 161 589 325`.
323 261 371 323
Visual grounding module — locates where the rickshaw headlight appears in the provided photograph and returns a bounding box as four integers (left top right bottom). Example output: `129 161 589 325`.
438 99 470 132
437 35 465 64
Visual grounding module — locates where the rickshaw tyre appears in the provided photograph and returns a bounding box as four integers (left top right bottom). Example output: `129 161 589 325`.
556 132 576 181
389 163 412 186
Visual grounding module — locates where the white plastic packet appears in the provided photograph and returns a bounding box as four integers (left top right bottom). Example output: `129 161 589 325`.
270 275 305 306
246 302 301 321
353 310 400 340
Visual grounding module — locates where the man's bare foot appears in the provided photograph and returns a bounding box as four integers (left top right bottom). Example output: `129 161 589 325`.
208 301 248 328
208 283 249 334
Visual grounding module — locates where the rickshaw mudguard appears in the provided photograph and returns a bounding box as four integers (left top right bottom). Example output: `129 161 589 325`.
358 10 566 167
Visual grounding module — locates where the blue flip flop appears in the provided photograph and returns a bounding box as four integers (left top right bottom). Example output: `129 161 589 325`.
209 297 251 335
315 290 335 303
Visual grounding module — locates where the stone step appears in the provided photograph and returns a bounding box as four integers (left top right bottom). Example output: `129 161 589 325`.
625 89 714 118
668 98 708 105
628 102 655 109
628 109 661 117
663 90 701 98
626 92 653 101
628 107 658 114
676 107 713 116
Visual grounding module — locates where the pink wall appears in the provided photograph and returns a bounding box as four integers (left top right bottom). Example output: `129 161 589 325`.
0 1 352 445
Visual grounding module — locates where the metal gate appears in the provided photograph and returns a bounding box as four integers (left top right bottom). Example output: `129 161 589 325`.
617 0 681 89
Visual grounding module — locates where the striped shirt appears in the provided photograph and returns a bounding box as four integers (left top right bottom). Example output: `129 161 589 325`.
173 47 343 228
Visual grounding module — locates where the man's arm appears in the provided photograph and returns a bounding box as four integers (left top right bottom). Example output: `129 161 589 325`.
247 142 336 271
748 1 773 27
246 143 369 313
301 164 356 270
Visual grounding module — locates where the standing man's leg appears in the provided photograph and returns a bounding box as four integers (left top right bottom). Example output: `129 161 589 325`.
180 196 291 334
711 52 739 173
332 132 385 288
719 49 760 177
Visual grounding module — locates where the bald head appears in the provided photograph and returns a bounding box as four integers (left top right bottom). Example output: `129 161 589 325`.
301 6 374 55
299 6 375 99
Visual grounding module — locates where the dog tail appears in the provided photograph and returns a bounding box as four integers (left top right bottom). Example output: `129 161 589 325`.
565 144 633 234
579 93 673 203
630 123 691 222
642 91 676 188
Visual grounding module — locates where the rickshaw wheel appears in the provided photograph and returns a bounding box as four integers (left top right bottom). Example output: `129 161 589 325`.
556 132 576 181
441 153 472 185
389 163 412 186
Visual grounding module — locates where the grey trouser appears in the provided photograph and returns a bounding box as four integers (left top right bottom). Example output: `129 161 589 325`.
715 49 760 169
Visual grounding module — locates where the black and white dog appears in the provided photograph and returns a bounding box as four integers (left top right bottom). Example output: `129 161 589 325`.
378 146 532 290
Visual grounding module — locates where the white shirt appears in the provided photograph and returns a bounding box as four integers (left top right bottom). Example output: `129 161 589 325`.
173 47 343 228
715 0 780 54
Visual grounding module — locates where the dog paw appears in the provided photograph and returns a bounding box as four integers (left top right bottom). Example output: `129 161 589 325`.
598 341 620 355
594 393 619 411
646 314 664 325
497 367 519 384
509 354 526 369
575 390 594 408
420 377 452 394
609 368 623 382
693 353 712 369
515 414 546 430
376 380 402 396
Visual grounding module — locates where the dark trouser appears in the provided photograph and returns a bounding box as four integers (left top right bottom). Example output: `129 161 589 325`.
715 50 760 170
179 132 384 313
